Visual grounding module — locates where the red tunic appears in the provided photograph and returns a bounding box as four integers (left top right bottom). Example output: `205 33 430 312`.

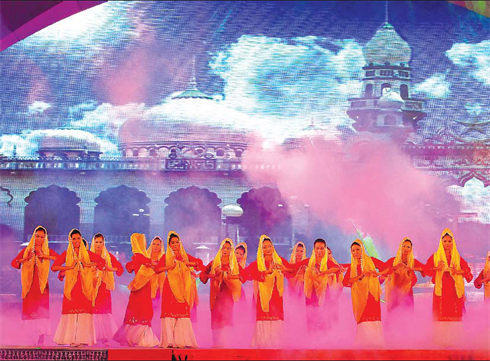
52 250 104 315
199 261 246 330
384 257 426 311
122 254 154 325
157 254 203 319
94 253 124 314
342 257 385 324
425 255 473 321
11 248 59 320
246 257 296 322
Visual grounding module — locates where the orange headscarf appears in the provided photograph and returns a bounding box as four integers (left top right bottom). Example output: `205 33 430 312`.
289 242 307 294
484 251 490 300
21 226 50 299
165 231 193 305
433 228 465 299
349 239 381 323
235 242 248 269
304 243 330 306
209 238 241 310
127 233 155 292
147 236 165 299
255 235 284 313
64 229 95 302
386 238 414 304
90 233 115 305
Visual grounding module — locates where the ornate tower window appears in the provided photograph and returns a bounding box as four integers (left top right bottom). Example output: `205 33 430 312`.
400 84 409 99
365 84 373 98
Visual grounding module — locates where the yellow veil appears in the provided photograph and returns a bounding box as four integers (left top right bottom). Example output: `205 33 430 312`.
127 233 156 292
64 229 95 302
21 226 50 299
386 238 414 304
147 236 165 299
349 239 381 323
209 238 242 309
255 235 284 313
90 233 115 305
484 251 490 300
304 243 334 306
165 231 192 305
433 228 465 299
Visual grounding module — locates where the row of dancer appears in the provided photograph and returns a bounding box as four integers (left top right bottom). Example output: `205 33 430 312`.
12 226 490 348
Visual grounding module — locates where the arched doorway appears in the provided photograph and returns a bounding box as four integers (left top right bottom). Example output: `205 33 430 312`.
164 186 222 250
94 185 151 243
24 185 81 242
237 187 292 255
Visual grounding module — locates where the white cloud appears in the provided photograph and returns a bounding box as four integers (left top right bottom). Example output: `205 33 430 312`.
0 129 119 157
413 73 451 99
446 40 490 86
448 178 490 224
28 101 52 115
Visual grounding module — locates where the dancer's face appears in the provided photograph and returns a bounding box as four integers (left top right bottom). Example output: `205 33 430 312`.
351 244 362 260
402 241 412 255
442 235 453 251
169 236 180 252
71 233 82 249
94 236 104 251
295 245 304 262
221 242 232 257
235 248 245 262
314 243 326 260
34 230 45 247
152 238 162 254
262 240 273 257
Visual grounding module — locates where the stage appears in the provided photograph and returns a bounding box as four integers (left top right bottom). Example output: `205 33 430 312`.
1 347 489 360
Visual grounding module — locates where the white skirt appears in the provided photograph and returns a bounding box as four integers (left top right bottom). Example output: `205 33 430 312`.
53 313 96 346
356 321 385 349
212 326 233 349
251 320 284 349
160 318 197 349
434 321 463 348
94 313 118 342
23 318 51 345
113 324 160 347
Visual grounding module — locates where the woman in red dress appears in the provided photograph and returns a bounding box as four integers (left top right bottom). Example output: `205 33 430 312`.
425 228 473 346
113 233 160 347
52 229 104 347
11 226 59 345
474 251 490 302
246 235 297 349
156 231 204 349
384 238 425 313
90 233 124 345
304 239 339 333
343 239 386 348
200 238 244 348
286 242 307 299
147 237 166 314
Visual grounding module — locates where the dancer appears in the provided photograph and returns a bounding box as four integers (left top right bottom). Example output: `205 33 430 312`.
11 226 59 345
425 228 473 347
148 237 165 309
246 235 297 349
90 233 124 345
474 251 490 302
343 239 386 348
304 239 339 333
200 238 243 348
52 229 104 347
156 231 204 349
113 233 160 347
384 238 425 313
287 242 307 298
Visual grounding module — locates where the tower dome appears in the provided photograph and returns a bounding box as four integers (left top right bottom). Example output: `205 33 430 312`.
378 88 405 109
363 23 412 65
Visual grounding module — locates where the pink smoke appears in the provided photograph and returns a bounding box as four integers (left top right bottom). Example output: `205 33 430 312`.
242 135 463 258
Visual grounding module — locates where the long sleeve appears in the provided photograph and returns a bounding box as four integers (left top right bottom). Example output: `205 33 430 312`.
372 257 386 272
460 257 473 283
199 261 213 284
109 253 124 277
188 254 204 272
474 270 484 289
88 251 106 271
49 249 60 261
342 265 352 288
51 251 67 271
11 248 27 269
246 261 266 282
